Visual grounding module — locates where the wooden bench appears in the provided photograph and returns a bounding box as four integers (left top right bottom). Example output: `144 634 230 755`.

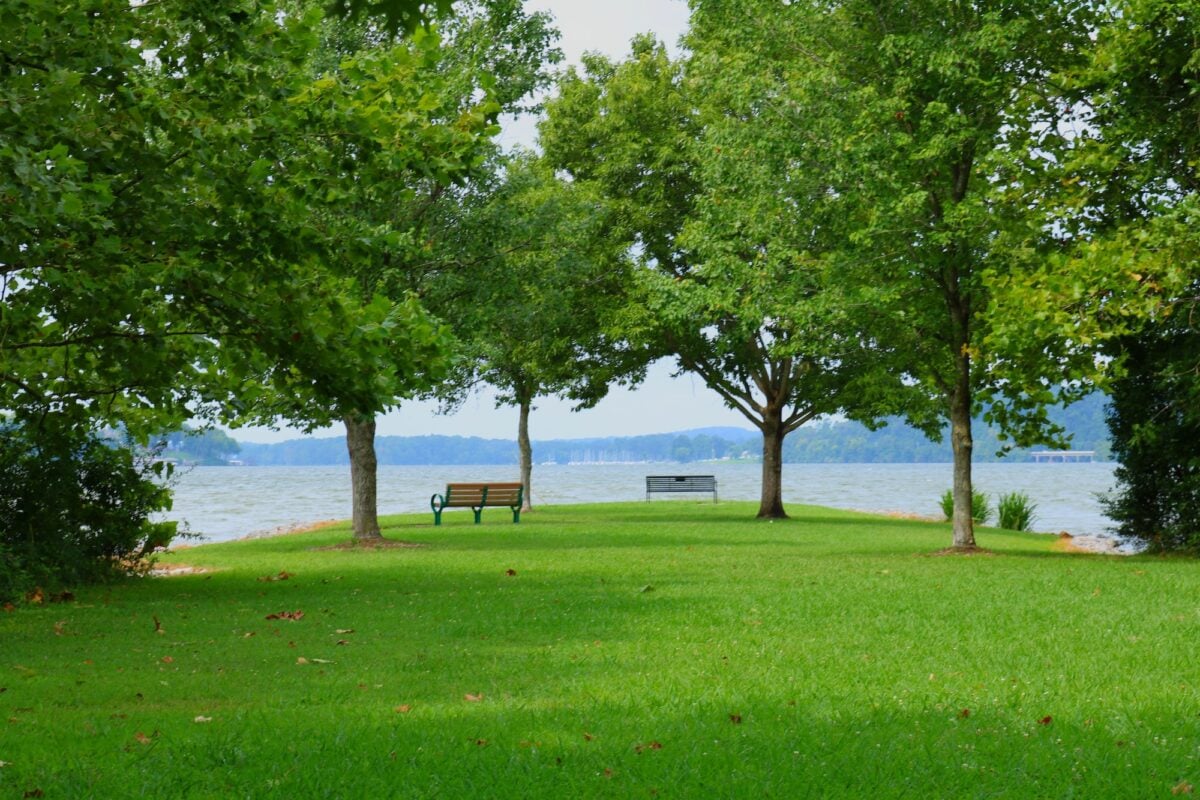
645 475 718 503
430 482 524 526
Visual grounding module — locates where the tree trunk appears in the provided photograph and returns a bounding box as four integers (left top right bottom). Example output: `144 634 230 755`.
344 415 381 541
757 406 787 519
949 352 976 548
517 394 533 512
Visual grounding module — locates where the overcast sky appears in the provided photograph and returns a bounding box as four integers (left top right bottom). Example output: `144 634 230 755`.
233 0 751 444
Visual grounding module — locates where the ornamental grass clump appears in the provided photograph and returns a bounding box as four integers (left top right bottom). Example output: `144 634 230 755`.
997 491 1038 532
939 489 991 524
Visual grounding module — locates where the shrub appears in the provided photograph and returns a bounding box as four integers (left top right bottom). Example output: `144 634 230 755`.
0 423 178 602
1103 323 1200 552
996 492 1038 532
940 489 991 524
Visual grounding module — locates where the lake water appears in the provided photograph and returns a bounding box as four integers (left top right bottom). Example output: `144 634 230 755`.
165 461 1120 544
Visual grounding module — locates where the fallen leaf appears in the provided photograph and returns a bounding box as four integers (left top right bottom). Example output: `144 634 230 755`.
258 571 294 583
2 603 14 613
265 610 304 621
394 705 412 714
583 732 594 742
243 632 256 638
1172 781 1194 795
603 768 615 779
26 588 43 605
310 658 333 664
134 732 154 745
729 714 743 724
153 616 163 634
475 738 488 747
1038 716 1053 726
335 629 355 635
336 639 350 646
505 569 517 576
22 790 43 799
193 716 212 723
959 709 971 719
296 657 309 665
160 656 174 664
464 693 484 702
634 741 663 754
639 585 655 593
0 760 9 768
53 621 66 636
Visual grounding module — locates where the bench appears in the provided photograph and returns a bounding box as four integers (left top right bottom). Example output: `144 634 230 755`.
431 482 524 526
645 475 718 503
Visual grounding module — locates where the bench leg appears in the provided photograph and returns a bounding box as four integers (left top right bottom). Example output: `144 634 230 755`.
433 509 442 526
473 508 482 524
512 508 520 524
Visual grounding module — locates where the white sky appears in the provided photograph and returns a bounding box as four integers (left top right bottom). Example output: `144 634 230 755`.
232 0 751 445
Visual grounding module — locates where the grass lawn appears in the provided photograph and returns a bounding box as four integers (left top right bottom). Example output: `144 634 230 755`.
2 502 1198 798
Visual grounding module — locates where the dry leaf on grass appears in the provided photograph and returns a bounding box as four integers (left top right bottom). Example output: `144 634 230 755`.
463 693 484 702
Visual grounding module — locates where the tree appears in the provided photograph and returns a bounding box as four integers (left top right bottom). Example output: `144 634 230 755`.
431 154 641 510
540 36 899 518
275 0 561 538
1063 1 1200 549
1 0 480 569
686 0 1099 543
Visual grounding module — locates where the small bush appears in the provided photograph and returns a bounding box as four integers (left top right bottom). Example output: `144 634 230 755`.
0 423 178 602
940 489 991 524
997 492 1038 532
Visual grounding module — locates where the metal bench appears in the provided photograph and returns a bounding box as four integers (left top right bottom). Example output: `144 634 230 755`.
430 482 524 526
645 475 718 503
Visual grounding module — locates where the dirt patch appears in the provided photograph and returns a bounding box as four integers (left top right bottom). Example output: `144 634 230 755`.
149 564 212 577
1051 532 1123 555
311 538 426 552
923 545 997 557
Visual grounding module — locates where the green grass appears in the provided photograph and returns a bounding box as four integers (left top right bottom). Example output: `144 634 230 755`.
2 502 1198 798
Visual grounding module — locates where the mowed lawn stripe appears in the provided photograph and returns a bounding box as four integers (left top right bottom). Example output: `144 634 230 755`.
1 502 1196 798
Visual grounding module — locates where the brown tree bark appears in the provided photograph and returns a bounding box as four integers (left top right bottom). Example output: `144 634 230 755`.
344 414 381 541
949 350 976 548
757 405 787 519
517 394 533 512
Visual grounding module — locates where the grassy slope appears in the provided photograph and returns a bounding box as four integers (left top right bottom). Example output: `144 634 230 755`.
1 502 1197 798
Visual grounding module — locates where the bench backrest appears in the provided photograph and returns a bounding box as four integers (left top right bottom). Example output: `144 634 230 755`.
646 475 717 492
446 482 523 507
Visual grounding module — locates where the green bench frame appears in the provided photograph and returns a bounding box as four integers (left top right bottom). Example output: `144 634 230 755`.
431 482 524 526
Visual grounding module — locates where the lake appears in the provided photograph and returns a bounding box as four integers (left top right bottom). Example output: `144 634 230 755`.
165 461 1120 544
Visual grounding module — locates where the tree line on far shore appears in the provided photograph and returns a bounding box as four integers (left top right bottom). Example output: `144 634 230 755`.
175 393 1110 466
